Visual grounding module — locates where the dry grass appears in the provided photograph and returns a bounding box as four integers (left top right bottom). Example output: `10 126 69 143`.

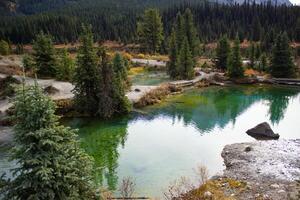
128 66 145 76
134 84 181 108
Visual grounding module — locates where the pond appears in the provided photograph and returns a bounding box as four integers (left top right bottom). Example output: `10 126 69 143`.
129 71 170 86
0 85 300 198
67 85 300 198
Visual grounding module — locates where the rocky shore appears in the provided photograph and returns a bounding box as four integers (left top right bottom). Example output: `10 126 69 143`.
220 139 300 199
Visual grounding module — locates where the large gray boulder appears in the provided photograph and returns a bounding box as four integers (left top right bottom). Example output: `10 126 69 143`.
246 122 280 140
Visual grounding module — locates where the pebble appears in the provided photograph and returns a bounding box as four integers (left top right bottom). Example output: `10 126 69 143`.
204 191 212 198
277 189 286 194
270 184 280 189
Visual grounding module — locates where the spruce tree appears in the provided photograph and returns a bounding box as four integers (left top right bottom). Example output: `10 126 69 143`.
112 53 127 82
179 37 194 80
249 42 256 69
296 18 300 43
214 35 230 70
56 48 74 81
0 40 10 55
167 30 179 79
167 10 198 80
270 32 295 78
22 54 35 72
73 25 100 116
98 48 130 118
33 32 57 77
183 8 199 59
1 84 95 199
251 15 261 42
227 36 244 78
258 53 267 72
137 9 164 54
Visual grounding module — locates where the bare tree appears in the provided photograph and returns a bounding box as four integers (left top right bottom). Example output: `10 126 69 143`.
163 176 195 200
194 164 209 186
119 177 136 199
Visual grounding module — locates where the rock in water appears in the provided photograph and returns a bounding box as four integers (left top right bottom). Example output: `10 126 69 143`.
246 122 280 140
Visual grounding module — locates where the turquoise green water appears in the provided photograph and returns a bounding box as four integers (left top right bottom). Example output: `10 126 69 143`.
130 71 170 86
67 85 300 198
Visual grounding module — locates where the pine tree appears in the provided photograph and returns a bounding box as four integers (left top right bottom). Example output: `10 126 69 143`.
0 40 10 55
15 44 24 55
227 36 244 78
179 37 194 80
98 48 130 118
1 84 95 199
56 48 74 81
270 32 295 78
251 15 261 42
183 8 199 59
255 44 261 60
167 30 179 79
249 42 256 69
296 18 300 43
214 35 230 70
33 32 58 77
258 53 267 72
22 54 35 72
167 10 198 80
73 25 100 115
137 9 164 54
112 53 127 82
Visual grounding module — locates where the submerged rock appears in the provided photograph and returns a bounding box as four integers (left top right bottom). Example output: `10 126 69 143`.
246 122 280 140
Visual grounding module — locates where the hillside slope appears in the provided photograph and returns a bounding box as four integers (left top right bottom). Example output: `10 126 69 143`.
0 0 292 15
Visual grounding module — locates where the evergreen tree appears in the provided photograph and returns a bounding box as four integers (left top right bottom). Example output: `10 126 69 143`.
249 42 256 69
179 37 194 79
15 44 24 55
296 18 300 43
137 9 164 54
255 44 261 60
22 54 35 72
1 84 95 199
167 10 198 80
98 48 130 118
33 32 57 77
167 30 179 79
183 8 199 58
258 53 267 72
270 32 295 78
112 53 127 82
0 40 10 55
56 48 74 81
214 35 230 70
73 25 100 116
251 15 261 42
227 36 244 78
262 28 275 53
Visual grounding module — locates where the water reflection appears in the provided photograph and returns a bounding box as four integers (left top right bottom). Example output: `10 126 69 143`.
69 118 130 191
67 85 300 196
144 85 300 130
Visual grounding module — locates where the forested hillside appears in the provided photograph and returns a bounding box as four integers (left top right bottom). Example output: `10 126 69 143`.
0 1 298 44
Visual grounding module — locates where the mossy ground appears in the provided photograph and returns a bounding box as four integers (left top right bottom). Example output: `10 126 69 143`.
184 178 247 200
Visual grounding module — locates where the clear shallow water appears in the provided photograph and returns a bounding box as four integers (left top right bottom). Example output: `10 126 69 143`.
130 71 170 86
1 85 300 198
67 85 300 198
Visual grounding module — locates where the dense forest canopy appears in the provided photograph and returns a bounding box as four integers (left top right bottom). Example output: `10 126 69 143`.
0 0 299 44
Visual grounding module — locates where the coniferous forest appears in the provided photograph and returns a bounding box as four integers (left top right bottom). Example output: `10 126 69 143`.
1 0 300 199
0 1 299 44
